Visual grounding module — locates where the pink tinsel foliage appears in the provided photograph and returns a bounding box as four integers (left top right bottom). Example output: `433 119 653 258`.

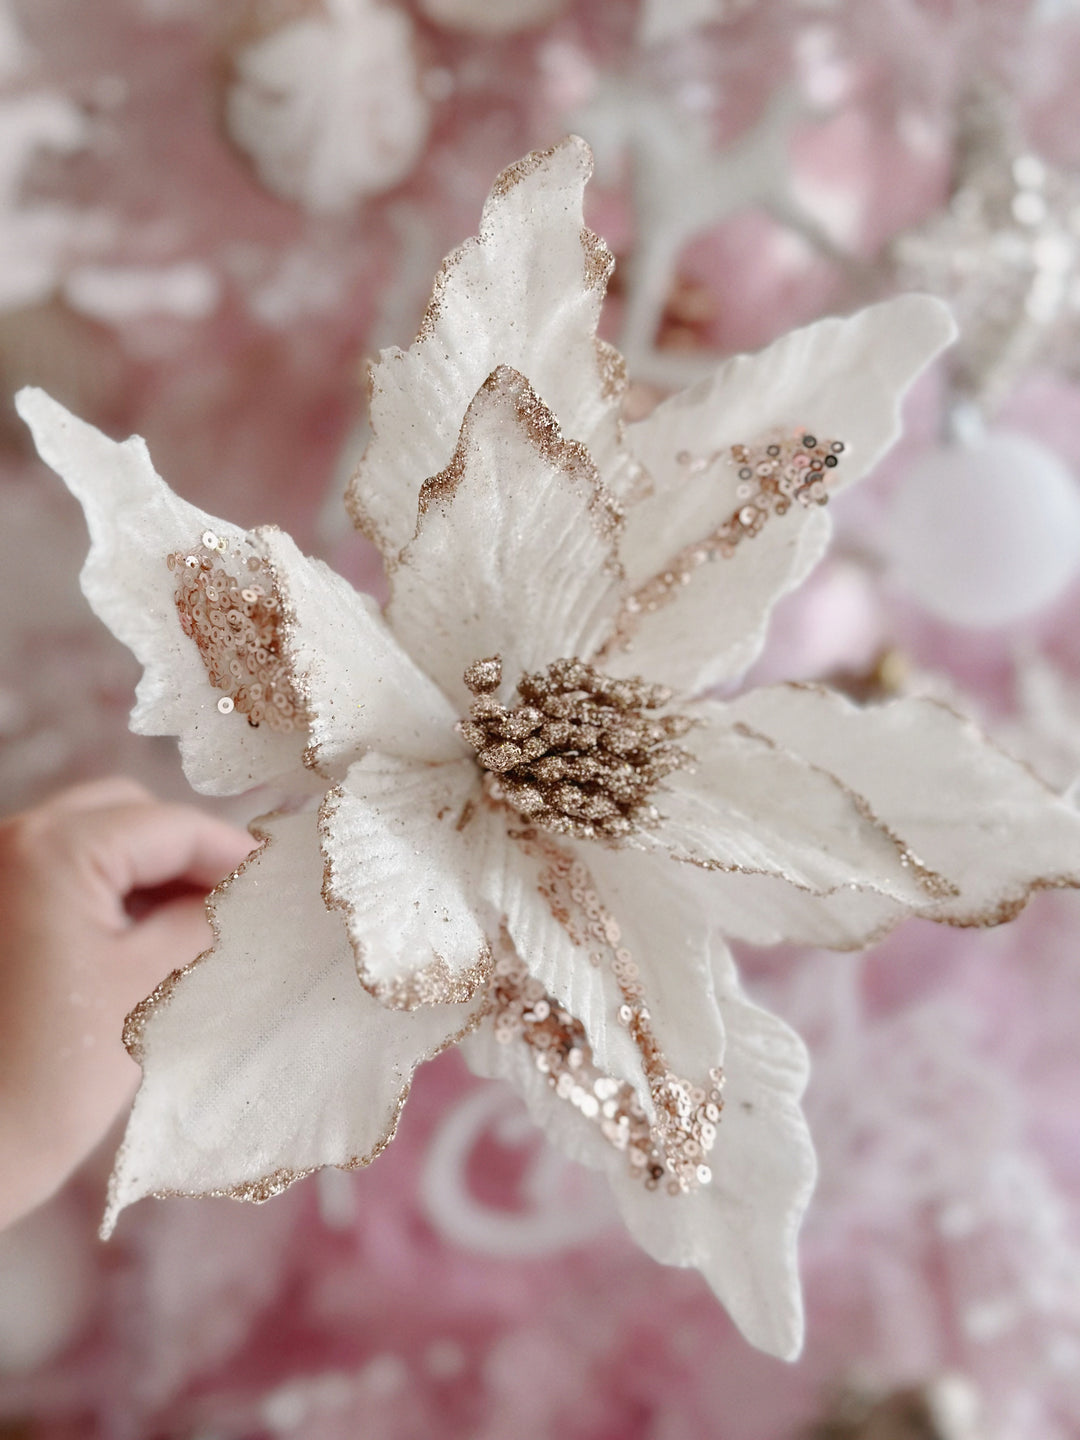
2 2 1080 1437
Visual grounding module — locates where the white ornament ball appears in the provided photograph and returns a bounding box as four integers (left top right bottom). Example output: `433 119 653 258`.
889 431 1080 628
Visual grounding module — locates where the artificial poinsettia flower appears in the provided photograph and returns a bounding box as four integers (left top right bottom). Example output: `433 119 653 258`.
18 138 1080 1363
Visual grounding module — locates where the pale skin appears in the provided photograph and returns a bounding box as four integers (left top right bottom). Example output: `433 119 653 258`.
0 778 255 1232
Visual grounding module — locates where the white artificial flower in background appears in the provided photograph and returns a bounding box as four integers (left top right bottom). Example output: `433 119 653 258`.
637 0 739 48
0 90 95 313
17 138 1080 1363
225 0 429 214
418 0 570 35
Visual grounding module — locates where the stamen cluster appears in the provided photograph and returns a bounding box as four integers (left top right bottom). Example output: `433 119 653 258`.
459 655 693 841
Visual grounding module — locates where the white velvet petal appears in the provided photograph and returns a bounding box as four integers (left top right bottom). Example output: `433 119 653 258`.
729 684 1080 928
348 135 626 560
667 868 908 951
563 838 731 1085
605 296 956 693
105 810 477 1236
386 367 621 710
464 937 815 1360
484 835 656 1101
15 387 306 795
320 755 504 1007
651 705 944 905
598 505 831 697
258 525 464 775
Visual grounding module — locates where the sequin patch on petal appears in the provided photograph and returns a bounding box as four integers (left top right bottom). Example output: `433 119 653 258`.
168 536 302 732
491 945 721 1195
610 431 846 652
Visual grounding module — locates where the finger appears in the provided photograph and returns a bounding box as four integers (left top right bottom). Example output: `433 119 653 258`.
69 803 258 899
124 876 210 922
126 895 216 996
40 776 157 816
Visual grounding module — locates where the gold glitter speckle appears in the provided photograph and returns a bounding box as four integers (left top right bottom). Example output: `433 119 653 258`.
581 226 614 292
414 366 623 554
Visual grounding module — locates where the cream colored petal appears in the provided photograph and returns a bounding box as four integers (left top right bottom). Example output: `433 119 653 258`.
729 683 1080 930
385 367 621 710
348 136 627 560
650 703 946 906
258 525 464 776
604 296 956 694
105 810 478 1236
15 387 308 796
597 505 831 699
480 834 734 1159
663 867 907 952
484 834 656 1102
320 754 503 1008
576 839 743 1081
464 936 814 1360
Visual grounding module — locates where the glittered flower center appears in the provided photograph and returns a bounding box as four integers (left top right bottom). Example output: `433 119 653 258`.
168 532 300 732
458 656 694 842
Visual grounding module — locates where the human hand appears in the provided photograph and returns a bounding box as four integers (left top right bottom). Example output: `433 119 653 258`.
0 778 255 1231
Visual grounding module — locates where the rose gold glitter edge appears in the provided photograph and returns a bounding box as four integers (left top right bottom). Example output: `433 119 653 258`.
407 366 624 570
345 136 618 563
109 819 489 1235
316 785 495 1011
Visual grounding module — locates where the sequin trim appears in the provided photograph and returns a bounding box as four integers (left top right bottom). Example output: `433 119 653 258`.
168 532 302 732
603 430 845 656
501 840 724 1195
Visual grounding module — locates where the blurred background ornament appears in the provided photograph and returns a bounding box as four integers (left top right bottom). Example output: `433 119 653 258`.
574 70 852 384
891 82 1080 416
226 0 430 213
420 1085 615 1259
637 0 761 49
806 1376 984 1440
418 0 571 36
0 12 109 316
886 419 1080 628
807 1377 982 1440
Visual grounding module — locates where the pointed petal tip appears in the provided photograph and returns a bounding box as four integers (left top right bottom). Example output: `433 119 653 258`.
98 1170 136 1241
883 290 958 356
564 130 594 168
736 1285 804 1360
13 383 61 433
13 385 116 473
726 1250 807 1362
486 132 594 207
13 387 99 484
774 1319 805 1364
